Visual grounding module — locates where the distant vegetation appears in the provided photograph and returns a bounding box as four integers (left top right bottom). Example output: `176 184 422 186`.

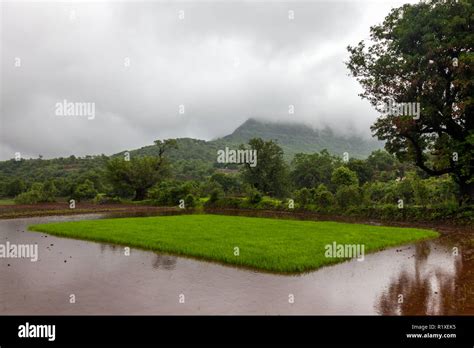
0 132 470 223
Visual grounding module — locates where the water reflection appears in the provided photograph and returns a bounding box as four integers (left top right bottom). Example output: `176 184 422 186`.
376 237 472 315
152 254 177 270
100 243 120 253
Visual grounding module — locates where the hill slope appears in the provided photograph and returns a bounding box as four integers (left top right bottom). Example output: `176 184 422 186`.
217 118 383 159
126 118 383 161
0 119 384 183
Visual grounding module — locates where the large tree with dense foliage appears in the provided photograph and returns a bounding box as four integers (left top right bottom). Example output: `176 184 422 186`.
291 149 340 189
106 139 177 200
240 138 289 197
346 0 473 204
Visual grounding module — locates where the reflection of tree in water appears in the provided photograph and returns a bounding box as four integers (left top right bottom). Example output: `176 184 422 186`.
99 244 119 253
439 234 473 315
377 269 432 315
377 242 432 314
152 254 177 270
376 241 467 315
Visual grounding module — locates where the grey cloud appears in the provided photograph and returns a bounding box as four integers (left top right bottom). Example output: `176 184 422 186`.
0 0 414 160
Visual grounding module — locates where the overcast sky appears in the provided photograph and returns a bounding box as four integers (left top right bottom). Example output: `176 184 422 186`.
0 0 416 160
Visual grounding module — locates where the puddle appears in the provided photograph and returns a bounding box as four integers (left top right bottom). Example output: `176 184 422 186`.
0 214 472 314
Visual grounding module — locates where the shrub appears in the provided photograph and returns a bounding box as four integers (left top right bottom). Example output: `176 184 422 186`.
204 187 225 207
295 188 312 206
314 184 335 208
93 193 121 205
73 179 98 201
14 183 55 204
335 185 361 209
331 166 359 187
246 187 263 204
15 190 43 204
148 181 199 206
184 194 196 208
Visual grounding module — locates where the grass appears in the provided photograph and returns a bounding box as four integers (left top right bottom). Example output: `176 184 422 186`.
28 214 439 273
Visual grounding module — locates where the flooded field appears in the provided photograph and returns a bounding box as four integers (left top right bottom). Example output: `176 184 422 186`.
0 214 472 315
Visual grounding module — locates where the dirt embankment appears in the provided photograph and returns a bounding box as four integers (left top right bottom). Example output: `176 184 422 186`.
0 202 181 219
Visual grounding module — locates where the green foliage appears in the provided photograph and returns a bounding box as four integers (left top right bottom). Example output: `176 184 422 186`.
314 184 335 208
184 194 196 208
210 173 243 195
246 186 263 204
106 156 169 201
72 179 98 201
335 185 361 209
148 181 199 206
295 188 312 206
6 178 26 197
291 150 340 190
347 0 474 203
93 193 121 205
240 138 290 197
14 183 56 204
207 187 224 205
331 167 359 187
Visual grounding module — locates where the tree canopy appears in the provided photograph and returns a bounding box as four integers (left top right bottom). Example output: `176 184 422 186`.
346 0 473 203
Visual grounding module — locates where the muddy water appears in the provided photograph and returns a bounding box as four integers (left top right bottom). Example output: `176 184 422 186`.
0 214 472 315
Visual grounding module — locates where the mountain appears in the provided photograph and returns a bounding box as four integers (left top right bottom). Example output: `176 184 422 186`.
216 118 383 159
123 118 383 162
0 119 384 183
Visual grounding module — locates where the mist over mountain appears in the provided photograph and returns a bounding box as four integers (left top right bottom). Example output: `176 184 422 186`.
218 118 383 159
0 118 384 184
125 118 383 161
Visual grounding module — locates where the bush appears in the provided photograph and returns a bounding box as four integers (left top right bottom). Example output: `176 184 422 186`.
15 190 43 204
331 166 359 187
295 188 312 206
314 184 335 208
148 181 200 206
73 180 98 201
335 185 361 209
93 193 121 205
246 187 263 204
204 187 225 207
14 183 55 204
184 194 196 208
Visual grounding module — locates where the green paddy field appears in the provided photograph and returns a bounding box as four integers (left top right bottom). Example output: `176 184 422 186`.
29 214 438 273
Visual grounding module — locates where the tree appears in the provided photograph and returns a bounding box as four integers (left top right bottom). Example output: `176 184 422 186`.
291 150 340 189
314 184 335 207
347 158 372 185
240 138 289 197
73 179 98 201
331 167 359 187
6 178 26 197
347 0 473 204
14 182 56 204
106 139 177 200
335 185 361 209
210 173 243 194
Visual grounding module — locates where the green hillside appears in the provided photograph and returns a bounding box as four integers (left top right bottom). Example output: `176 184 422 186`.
0 118 383 184
216 118 383 159
122 118 383 161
